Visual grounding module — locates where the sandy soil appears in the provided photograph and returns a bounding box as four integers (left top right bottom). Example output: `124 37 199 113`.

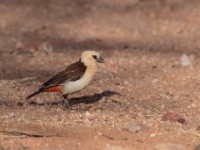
0 0 200 149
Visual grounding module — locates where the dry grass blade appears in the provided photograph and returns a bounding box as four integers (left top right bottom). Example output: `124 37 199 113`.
0 129 60 137
17 76 38 83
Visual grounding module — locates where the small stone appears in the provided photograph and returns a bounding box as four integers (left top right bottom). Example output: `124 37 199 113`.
161 104 165 109
17 102 24 106
85 111 90 116
126 120 149 133
150 133 156 137
154 143 185 150
123 45 129 49
76 143 81 147
194 144 200 150
152 65 157 69
29 45 38 53
15 41 24 50
180 54 192 67
162 112 186 124
196 126 200 131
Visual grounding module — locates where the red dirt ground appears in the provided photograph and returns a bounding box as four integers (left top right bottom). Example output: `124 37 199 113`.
0 0 200 149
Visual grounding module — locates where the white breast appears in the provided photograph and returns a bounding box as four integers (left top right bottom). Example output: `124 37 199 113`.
61 72 93 95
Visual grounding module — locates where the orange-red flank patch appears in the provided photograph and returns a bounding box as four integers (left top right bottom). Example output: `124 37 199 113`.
44 86 62 93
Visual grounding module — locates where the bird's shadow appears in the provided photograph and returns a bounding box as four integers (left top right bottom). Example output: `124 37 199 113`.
29 90 120 106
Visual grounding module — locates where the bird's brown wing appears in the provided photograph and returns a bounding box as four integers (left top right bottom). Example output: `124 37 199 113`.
41 61 86 89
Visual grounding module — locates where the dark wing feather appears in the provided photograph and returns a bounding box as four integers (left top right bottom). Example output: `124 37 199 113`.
41 61 86 89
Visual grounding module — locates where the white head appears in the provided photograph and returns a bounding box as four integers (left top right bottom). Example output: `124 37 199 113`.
81 51 104 66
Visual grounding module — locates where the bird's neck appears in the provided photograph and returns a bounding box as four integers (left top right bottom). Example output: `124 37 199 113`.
85 63 97 80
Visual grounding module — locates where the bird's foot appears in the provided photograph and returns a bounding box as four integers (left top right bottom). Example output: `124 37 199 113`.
63 98 72 110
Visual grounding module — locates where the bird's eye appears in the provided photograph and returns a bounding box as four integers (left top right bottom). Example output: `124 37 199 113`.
93 55 97 60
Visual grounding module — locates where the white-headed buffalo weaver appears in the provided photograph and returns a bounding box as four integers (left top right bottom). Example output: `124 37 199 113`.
26 51 104 108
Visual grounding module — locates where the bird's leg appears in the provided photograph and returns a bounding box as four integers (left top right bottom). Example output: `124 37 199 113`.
63 95 71 110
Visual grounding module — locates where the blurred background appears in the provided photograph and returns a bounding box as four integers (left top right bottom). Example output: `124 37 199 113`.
0 0 200 54
0 0 200 149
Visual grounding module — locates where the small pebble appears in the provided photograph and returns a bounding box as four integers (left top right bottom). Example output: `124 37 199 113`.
150 133 156 137
126 120 149 133
194 144 200 150
180 54 192 67
85 111 90 116
161 104 165 109
17 102 24 106
162 112 186 124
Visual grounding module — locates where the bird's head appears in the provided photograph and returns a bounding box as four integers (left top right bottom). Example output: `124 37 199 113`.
81 51 104 66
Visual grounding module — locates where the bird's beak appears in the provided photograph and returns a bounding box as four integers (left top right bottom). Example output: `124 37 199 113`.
97 56 105 63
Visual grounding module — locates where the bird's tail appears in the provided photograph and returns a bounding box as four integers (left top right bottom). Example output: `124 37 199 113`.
26 90 42 100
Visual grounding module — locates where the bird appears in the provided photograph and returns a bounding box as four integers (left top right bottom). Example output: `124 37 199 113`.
26 50 104 109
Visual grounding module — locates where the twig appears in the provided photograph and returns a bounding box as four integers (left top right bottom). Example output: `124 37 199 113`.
0 129 59 137
17 76 37 83
102 134 115 140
